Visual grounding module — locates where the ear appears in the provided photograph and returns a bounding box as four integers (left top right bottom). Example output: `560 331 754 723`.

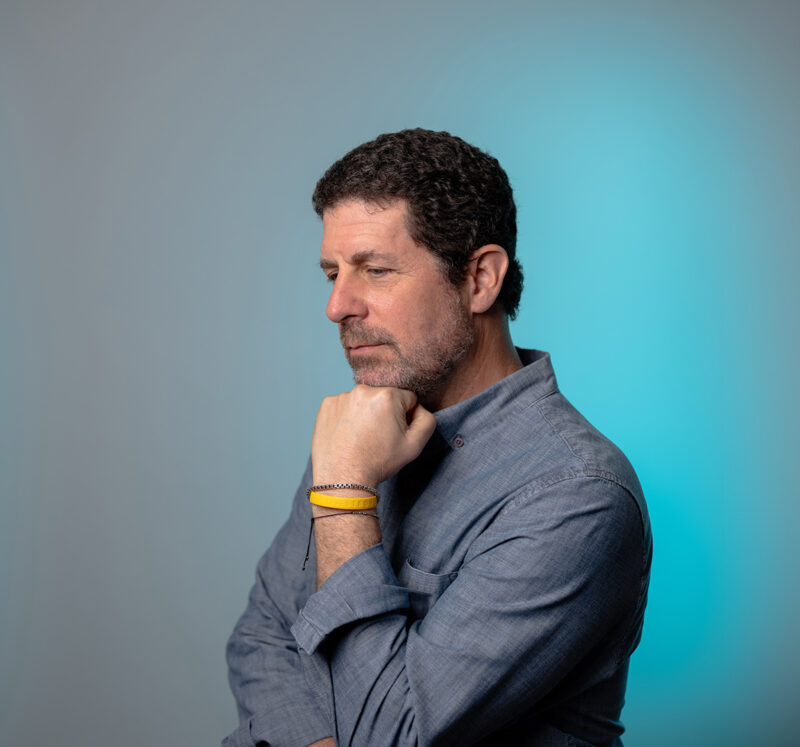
464 244 509 314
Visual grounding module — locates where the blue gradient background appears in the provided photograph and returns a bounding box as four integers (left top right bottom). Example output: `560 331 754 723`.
1 2 798 745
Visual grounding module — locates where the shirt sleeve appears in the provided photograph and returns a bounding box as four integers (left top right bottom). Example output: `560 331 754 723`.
223 460 333 747
290 475 648 746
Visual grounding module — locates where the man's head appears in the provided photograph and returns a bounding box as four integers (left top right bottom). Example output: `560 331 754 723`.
314 129 523 407
313 128 523 319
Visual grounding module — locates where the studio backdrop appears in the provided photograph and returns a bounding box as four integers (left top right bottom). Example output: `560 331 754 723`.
1 1 798 745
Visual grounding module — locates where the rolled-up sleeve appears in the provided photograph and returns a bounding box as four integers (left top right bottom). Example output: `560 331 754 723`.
292 543 409 654
289 476 647 746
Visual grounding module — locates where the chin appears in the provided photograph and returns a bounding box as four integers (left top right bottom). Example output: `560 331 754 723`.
352 369 399 388
348 355 398 387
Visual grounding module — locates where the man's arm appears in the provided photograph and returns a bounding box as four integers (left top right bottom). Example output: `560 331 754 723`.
224 384 430 747
309 385 436 586
223 460 334 747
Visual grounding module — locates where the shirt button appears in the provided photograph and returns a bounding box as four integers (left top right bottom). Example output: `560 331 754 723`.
453 435 465 448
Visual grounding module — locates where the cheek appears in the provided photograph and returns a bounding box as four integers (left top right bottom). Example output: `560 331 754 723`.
396 299 439 340
369 292 422 329
406 300 460 347
368 274 461 341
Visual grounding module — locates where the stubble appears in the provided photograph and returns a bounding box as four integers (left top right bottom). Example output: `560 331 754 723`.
340 291 474 406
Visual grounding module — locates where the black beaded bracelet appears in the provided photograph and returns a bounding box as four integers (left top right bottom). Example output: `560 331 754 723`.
306 482 379 499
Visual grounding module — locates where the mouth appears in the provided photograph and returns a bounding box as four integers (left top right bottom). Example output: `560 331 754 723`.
347 343 386 353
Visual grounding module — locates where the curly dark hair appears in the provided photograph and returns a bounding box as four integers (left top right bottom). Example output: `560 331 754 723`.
312 128 523 319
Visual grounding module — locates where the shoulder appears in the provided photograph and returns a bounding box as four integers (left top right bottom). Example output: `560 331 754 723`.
527 391 648 529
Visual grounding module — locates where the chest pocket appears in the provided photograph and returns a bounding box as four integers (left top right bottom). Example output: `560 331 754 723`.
398 558 459 620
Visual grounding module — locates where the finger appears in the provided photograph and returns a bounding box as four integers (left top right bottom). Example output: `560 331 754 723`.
406 404 437 443
394 387 419 414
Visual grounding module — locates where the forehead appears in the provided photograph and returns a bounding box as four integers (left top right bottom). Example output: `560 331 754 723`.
320 199 414 257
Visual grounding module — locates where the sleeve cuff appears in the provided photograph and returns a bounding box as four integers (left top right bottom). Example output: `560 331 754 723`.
291 543 409 654
221 723 257 747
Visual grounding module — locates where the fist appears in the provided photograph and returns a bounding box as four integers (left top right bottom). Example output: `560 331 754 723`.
311 385 437 487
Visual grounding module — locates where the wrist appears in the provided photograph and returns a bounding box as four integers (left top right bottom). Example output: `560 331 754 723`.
312 462 378 488
310 505 378 519
311 476 378 492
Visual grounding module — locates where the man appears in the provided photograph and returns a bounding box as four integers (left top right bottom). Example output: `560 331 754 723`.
223 129 651 747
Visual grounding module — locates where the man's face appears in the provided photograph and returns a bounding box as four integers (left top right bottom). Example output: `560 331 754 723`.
320 199 474 404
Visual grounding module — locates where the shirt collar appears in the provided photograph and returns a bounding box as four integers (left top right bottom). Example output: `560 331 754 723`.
433 348 558 445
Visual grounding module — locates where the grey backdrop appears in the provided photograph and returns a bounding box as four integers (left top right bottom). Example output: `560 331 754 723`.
3 1 800 746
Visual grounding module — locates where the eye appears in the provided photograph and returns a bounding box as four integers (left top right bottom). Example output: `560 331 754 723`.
366 267 389 278
325 272 338 283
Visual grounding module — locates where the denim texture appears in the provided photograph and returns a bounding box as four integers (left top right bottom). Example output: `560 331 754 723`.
224 350 651 746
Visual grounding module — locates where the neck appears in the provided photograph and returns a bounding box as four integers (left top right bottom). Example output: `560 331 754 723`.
425 311 523 411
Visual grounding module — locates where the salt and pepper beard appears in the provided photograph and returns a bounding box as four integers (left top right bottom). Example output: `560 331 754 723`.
339 288 475 408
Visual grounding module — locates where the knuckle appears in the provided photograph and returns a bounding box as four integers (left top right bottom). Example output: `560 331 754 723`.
321 393 344 410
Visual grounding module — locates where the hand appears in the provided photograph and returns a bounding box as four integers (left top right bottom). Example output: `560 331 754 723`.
306 739 335 747
311 385 437 486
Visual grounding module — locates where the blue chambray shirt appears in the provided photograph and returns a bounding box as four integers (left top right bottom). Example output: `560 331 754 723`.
224 349 651 747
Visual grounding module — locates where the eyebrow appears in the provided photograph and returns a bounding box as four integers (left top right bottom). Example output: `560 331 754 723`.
319 250 396 271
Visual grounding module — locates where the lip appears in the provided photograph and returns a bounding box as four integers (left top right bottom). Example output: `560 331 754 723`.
348 343 386 353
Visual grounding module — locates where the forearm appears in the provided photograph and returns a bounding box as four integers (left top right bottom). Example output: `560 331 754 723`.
224 462 334 747
311 499 381 589
226 603 324 717
226 601 334 747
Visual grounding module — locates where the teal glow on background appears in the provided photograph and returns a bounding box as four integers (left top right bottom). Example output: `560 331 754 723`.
1 2 798 745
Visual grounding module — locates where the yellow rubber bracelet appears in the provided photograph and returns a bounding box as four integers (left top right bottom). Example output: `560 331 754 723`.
308 491 378 510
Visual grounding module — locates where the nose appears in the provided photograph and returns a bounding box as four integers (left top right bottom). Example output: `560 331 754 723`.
325 272 367 323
